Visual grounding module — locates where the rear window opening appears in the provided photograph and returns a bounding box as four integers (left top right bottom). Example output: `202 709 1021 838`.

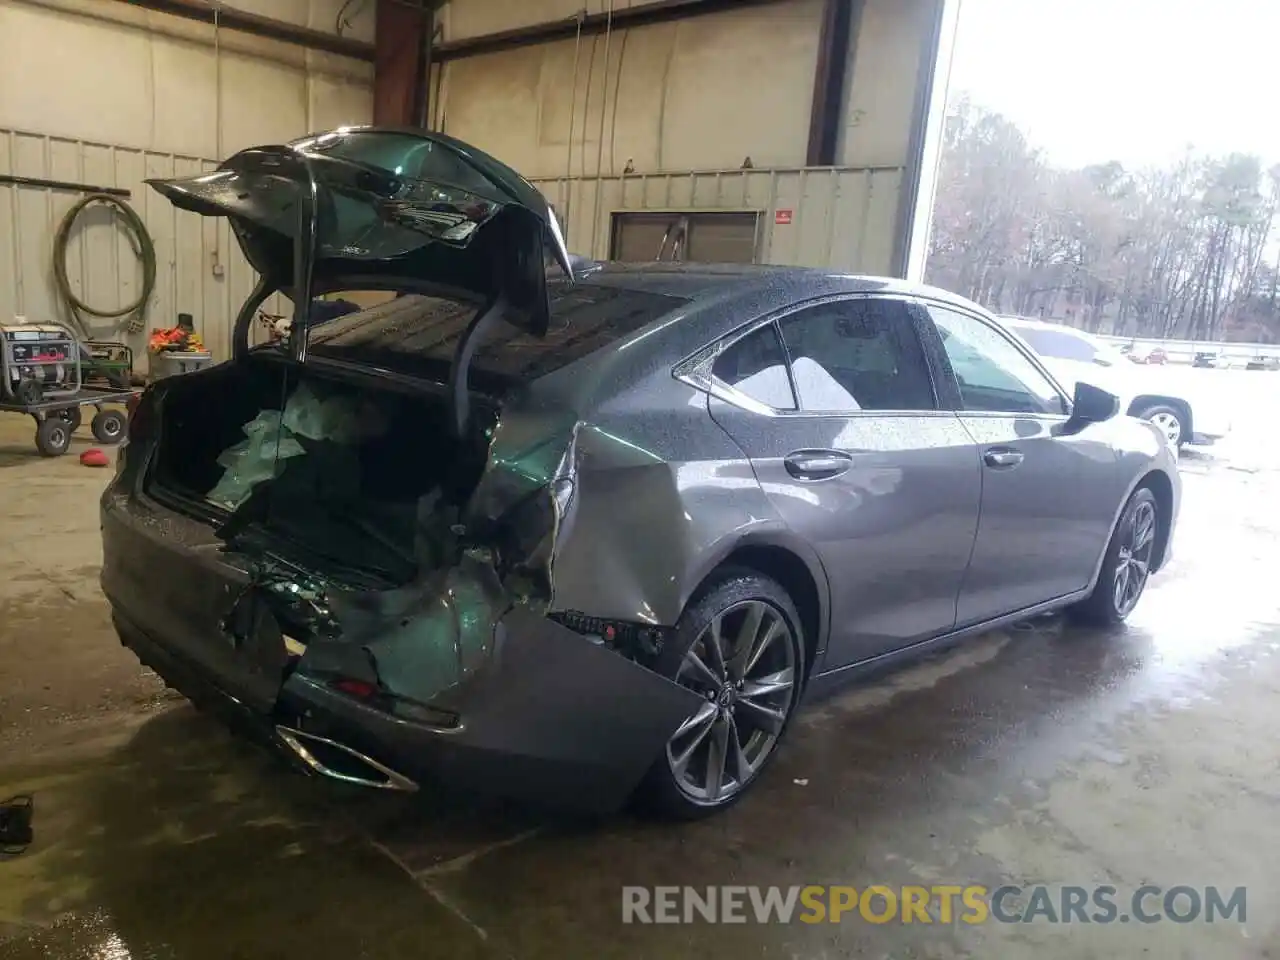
301 282 687 382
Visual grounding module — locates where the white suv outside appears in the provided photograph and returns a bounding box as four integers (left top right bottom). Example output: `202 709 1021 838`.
1001 317 1232 449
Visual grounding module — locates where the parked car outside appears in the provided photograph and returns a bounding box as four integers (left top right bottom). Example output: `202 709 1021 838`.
100 127 1182 819
1125 344 1168 365
1246 354 1280 371
1001 318 1231 449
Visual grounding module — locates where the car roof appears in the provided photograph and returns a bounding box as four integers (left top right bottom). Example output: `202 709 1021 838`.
563 260 983 311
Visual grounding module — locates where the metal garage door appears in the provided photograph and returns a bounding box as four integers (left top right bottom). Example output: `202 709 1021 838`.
610 212 759 263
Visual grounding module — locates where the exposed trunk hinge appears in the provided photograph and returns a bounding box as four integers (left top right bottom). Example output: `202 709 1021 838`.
287 152 322 365
448 293 509 438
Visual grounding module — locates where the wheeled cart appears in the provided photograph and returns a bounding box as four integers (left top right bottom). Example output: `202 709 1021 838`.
0 387 135 457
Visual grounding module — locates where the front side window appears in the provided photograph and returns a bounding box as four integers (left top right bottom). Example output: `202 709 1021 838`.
777 299 937 413
929 307 1066 415
712 324 797 410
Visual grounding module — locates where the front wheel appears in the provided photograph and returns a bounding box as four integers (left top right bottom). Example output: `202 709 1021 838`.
1135 403 1186 449
1069 486 1159 626
637 570 805 819
34 417 72 457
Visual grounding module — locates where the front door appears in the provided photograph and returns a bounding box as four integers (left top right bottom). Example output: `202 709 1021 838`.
707 296 982 670
924 305 1122 625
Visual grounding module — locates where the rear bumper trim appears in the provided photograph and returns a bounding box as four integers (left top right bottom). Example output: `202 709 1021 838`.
275 726 419 792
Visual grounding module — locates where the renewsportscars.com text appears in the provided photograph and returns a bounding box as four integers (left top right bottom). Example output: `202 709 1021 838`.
621 885 1246 925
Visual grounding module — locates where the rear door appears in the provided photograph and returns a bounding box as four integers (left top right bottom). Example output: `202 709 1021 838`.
704 295 982 670
924 304 1121 624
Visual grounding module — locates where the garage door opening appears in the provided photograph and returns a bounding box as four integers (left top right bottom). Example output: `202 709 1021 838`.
610 212 760 264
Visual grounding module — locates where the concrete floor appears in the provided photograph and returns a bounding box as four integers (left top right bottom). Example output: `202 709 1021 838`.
1 373 1278 959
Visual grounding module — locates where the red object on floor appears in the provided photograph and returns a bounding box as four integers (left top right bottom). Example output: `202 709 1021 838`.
80 449 109 468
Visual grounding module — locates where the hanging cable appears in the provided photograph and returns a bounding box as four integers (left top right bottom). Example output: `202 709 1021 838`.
335 0 370 36
589 0 614 257
563 10 585 234
212 2 224 274
53 194 157 337
608 18 630 178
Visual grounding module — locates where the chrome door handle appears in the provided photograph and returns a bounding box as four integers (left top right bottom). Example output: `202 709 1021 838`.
784 450 853 480
983 447 1024 468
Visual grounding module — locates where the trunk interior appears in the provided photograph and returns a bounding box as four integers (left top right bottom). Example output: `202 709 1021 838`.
147 357 496 585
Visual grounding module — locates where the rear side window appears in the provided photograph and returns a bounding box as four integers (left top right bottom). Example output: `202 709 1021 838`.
712 325 797 410
307 282 686 381
778 299 937 412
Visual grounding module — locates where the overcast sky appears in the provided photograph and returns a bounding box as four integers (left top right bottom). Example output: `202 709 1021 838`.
948 0 1280 171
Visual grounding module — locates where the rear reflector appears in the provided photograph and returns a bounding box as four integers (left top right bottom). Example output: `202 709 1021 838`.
330 677 378 699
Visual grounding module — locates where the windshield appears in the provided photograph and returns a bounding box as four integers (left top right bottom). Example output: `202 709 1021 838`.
1009 323 1123 367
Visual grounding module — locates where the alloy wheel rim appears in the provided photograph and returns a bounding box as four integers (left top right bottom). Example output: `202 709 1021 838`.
1113 500 1157 617
1149 411 1181 447
666 599 796 804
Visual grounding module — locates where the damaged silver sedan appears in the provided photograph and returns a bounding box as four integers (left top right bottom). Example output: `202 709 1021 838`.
100 127 1181 818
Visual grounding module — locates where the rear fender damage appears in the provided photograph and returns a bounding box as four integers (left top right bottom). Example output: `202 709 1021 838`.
235 410 700 758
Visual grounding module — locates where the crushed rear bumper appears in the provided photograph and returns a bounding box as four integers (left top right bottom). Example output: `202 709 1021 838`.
102 492 701 816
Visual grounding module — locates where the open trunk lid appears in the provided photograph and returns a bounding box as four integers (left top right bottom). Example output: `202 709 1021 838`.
147 127 573 340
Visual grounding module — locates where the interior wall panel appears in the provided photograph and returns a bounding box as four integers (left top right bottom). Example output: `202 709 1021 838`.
436 0 825 179
0 128 290 366
0 0 372 366
0 0 373 158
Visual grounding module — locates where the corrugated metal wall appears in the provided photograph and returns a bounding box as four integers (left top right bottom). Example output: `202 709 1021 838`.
0 127 287 367
0 133 905 371
532 165 906 276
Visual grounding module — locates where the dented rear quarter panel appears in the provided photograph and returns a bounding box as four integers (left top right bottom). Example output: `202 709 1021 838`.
518 271 858 636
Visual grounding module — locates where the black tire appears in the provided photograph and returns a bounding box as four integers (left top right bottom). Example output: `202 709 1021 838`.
636 569 806 820
1134 403 1187 449
91 409 127 445
35 417 72 457
56 406 83 432
1069 486 1160 627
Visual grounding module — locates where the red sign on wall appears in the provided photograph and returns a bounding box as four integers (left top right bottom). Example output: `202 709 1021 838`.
775 209 794 225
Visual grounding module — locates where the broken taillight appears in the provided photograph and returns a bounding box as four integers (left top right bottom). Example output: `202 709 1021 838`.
326 677 460 729
330 677 377 699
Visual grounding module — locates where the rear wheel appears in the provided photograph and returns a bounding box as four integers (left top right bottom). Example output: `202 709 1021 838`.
638 570 805 819
1069 486 1159 626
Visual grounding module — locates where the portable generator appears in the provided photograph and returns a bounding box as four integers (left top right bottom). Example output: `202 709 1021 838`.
0 323 82 406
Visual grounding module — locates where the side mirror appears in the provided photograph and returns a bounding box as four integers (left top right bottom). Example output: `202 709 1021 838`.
1066 381 1119 428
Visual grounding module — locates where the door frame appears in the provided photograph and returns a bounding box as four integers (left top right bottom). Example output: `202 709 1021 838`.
675 291 958 421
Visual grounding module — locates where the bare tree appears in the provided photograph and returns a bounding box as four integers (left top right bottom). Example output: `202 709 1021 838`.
925 101 1280 343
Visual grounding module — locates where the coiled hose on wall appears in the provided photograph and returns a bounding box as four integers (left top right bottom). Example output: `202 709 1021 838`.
52 193 157 336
